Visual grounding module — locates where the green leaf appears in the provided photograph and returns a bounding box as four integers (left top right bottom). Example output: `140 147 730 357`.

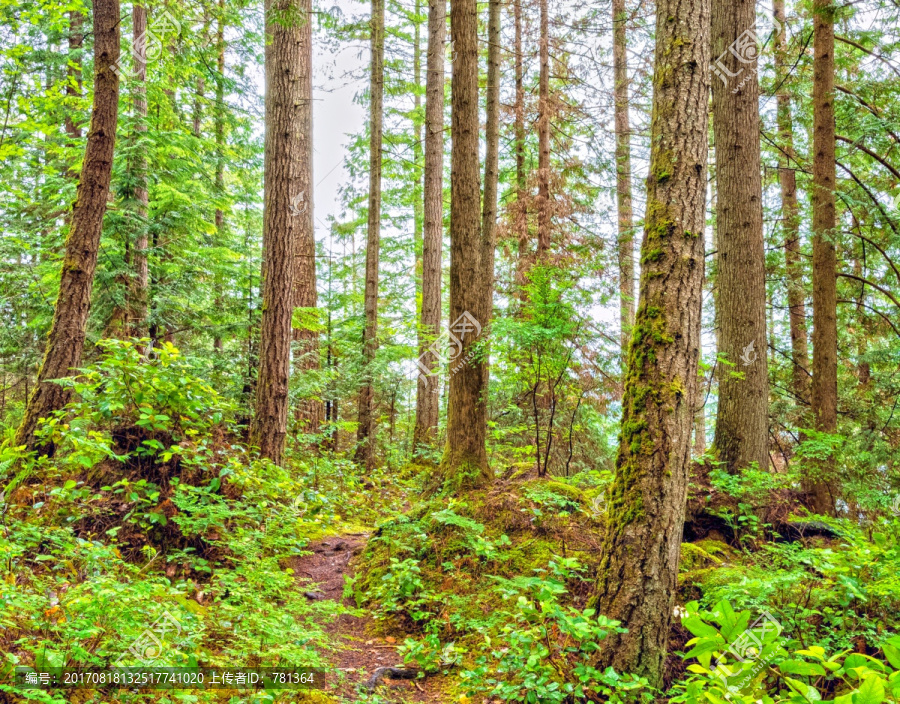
854 675 885 704
882 643 900 670
781 659 827 677
682 615 720 639
785 677 822 703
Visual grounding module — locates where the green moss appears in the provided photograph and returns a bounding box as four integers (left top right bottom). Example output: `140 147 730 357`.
641 248 665 264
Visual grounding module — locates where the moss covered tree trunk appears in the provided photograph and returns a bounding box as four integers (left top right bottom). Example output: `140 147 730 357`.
291 0 321 434
612 0 634 358
809 0 838 514
412 0 445 454
14 0 120 452
251 0 305 464
589 0 709 684
710 0 769 474
355 0 385 469
436 0 492 490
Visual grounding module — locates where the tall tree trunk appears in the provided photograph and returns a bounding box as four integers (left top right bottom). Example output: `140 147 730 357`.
809 0 838 514
213 0 226 352
251 0 305 464
65 10 84 144
710 0 769 474
412 0 423 306
775 0 810 409
436 0 491 490
612 0 634 356
412 0 445 454
292 0 321 433
129 4 150 337
478 0 499 443
15 0 121 452
355 0 385 469
588 0 709 683
513 0 527 292
535 0 550 257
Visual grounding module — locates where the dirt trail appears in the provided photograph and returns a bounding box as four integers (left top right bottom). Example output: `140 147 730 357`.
291 535 445 703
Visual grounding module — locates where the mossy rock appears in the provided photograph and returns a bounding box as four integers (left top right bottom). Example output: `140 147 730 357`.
520 478 588 506
679 539 735 573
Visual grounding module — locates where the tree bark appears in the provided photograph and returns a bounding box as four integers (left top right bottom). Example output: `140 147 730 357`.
513 0 527 292
775 0 810 409
292 0 321 433
535 0 550 257
65 9 84 144
355 0 385 469
478 0 499 449
436 0 492 490
809 0 838 514
129 3 150 337
612 0 634 357
412 0 445 454
589 0 709 684
251 0 305 464
213 0 226 352
14 0 121 452
710 0 769 474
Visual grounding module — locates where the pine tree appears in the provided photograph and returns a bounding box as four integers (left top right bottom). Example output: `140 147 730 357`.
252 0 306 464
588 0 710 682
355 0 385 469
710 0 770 474
14 0 121 452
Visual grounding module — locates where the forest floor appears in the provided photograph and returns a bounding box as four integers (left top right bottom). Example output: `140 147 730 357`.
291 534 450 704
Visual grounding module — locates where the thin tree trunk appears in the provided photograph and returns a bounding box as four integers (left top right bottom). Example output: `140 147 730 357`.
129 3 150 337
213 0 226 352
809 0 838 514
65 10 84 145
478 0 500 446
251 0 305 464
412 0 445 454
436 0 492 490
774 0 809 410
15 0 121 452
588 0 709 683
513 0 527 292
535 0 550 257
292 0 321 433
710 0 769 474
612 0 634 356
412 0 423 307
355 0 385 469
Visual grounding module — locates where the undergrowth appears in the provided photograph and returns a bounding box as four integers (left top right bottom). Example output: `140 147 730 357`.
0 341 411 703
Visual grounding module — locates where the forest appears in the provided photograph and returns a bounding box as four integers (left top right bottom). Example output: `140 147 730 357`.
1 0 900 699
